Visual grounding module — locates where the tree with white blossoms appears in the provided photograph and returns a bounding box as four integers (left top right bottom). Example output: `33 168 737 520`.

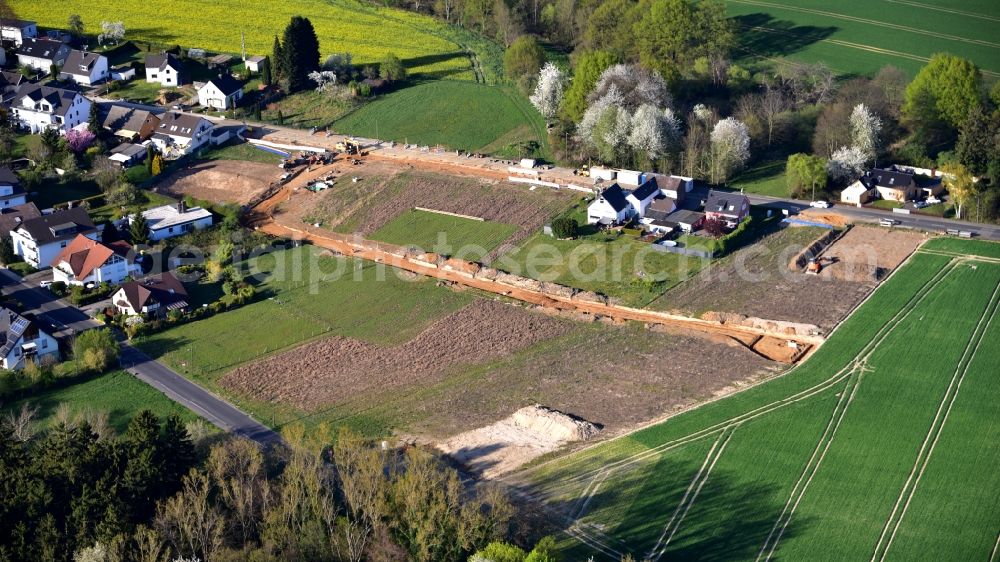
308 70 338 93
529 62 564 120
628 104 682 162
693 103 714 123
577 84 624 151
588 64 671 112
850 103 882 163
827 145 869 183
709 117 750 184
98 21 125 45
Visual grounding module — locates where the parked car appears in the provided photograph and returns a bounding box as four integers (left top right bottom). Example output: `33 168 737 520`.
39 280 52 288
914 200 929 209
879 218 898 227
809 200 831 209
926 196 942 204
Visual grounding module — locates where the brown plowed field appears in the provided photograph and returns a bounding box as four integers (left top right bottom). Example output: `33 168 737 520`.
222 300 573 411
156 160 279 205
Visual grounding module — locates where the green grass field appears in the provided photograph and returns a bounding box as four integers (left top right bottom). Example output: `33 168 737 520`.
516 238 1000 561
727 0 1000 77
2 371 203 434
332 81 550 156
136 245 474 434
12 0 473 78
369 209 518 253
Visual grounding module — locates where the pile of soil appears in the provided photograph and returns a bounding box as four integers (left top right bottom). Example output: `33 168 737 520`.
221 300 572 410
437 405 600 477
158 160 279 205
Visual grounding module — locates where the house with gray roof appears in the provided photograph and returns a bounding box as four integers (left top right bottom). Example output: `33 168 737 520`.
587 184 633 225
0 18 38 46
145 53 186 86
112 272 189 317
150 112 214 157
59 49 109 85
10 83 92 133
101 104 161 141
135 201 213 241
197 74 244 110
0 307 59 370
0 166 27 208
15 37 69 71
0 203 41 239
703 190 750 229
10 207 97 268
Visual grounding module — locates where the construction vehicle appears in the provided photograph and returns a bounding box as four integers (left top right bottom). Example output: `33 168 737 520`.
336 140 362 155
806 258 822 275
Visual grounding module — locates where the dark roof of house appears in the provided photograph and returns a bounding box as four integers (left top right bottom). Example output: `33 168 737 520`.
116 272 188 312
157 112 209 139
0 307 39 357
16 38 66 60
101 104 159 134
12 84 81 117
204 74 243 95
598 184 629 212
111 143 146 158
0 19 36 29
61 50 105 76
16 207 95 244
0 203 40 235
246 55 266 63
704 190 749 216
629 179 660 202
645 196 676 221
0 166 20 186
860 167 917 190
652 174 684 191
0 70 24 90
145 52 183 72
665 209 705 225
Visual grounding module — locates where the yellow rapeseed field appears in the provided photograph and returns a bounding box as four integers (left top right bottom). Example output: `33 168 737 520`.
13 0 473 78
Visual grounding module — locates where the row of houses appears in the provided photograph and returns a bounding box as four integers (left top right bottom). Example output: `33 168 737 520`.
840 165 946 206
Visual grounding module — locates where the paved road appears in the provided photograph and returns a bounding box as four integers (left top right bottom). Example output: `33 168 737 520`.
0 269 281 447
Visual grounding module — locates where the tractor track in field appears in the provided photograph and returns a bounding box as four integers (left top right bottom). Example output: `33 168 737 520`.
502 257 958 562
883 0 1000 23
512 258 957 506
871 272 1000 562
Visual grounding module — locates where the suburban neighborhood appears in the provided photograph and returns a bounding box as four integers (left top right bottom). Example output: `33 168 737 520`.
0 3 998 562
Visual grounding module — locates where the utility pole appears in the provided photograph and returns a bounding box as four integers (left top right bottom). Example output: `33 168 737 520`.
241 30 246 61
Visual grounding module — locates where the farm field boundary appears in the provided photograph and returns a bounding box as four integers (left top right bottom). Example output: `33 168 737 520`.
511 238 1000 560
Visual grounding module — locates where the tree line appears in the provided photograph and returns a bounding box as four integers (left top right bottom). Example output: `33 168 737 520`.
0 412 561 562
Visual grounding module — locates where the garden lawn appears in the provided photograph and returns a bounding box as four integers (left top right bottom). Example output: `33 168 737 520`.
261 90 358 129
199 141 285 165
869 199 902 210
11 0 474 78
523 247 1000 561
332 81 549 157
368 209 517 252
922 236 1000 259
2 371 203 434
731 159 790 198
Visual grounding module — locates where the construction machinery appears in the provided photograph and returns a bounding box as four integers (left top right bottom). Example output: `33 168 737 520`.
336 140 362 155
806 258 822 275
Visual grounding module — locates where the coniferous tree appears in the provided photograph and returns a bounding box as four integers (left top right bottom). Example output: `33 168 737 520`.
272 35 285 83
280 16 320 92
130 212 150 246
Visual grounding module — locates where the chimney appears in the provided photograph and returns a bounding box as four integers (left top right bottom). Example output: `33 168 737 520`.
177 199 187 213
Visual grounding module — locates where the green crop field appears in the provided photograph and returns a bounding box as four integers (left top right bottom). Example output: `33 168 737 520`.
369 209 518 252
12 0 473 78
514 238 1000 561
332 81 550 155
2 371 203 434
726 0 1000 78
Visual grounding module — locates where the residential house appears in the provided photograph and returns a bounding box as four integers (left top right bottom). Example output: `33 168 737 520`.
615 169 643 187
110 64 136 81
0 167 27 208
640 196 678 234
58 50 109 85
11 207 97 268
664 209 705 233
10 83 92 133
244 55 266 72
0 203 41 240
0 18 38 46
150 112 214 157
0 308 58 370
51 235 140 286
703 190 750 229
136 201 213 241
625 179 660 218
112 272 189 317
648 174 693 200
587 184 633 225
15 37 70 72
145 53 186 86
841 165 944 205
101 104 161 141
109 143 148 168
0 71 25 104
197 74 243 110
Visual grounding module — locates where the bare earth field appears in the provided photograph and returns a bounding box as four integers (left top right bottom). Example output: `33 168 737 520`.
273 160 578 251
652 225 923 331
155 160 280 205
221 298 776 440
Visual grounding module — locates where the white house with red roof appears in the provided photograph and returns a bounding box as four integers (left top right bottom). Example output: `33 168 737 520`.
51 235 141 286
